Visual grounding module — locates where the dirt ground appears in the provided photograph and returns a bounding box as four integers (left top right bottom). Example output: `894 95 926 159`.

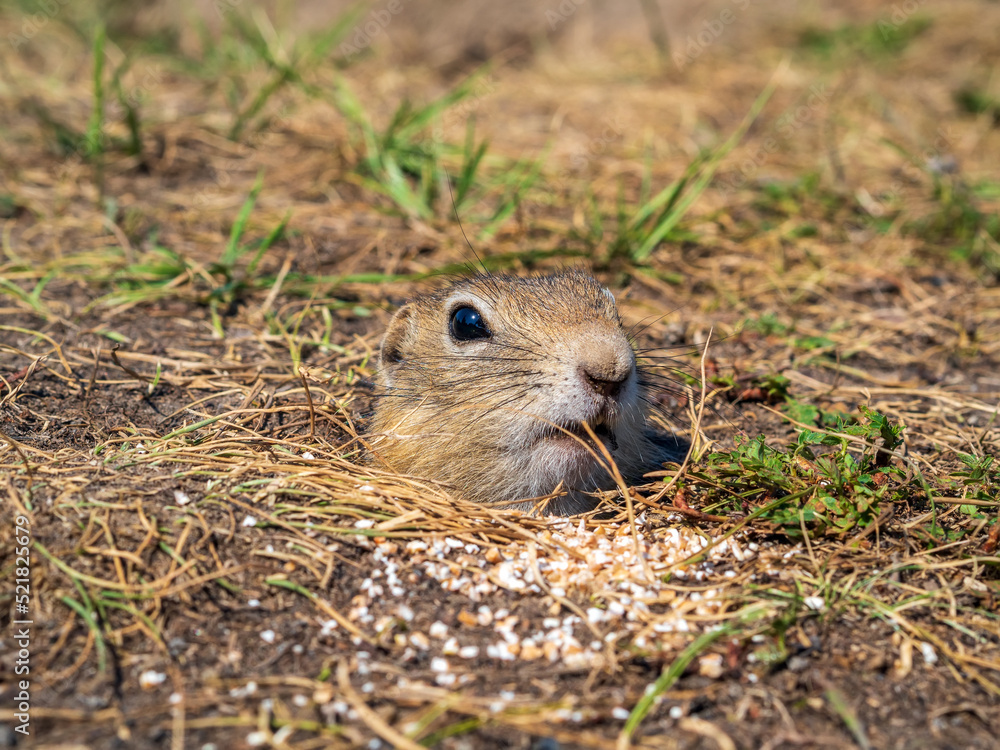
1 0 999 748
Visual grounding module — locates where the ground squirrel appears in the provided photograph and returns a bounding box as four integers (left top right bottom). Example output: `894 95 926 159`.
368 270 681 514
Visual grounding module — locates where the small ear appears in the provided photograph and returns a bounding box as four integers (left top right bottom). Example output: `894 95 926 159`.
378 304 416 383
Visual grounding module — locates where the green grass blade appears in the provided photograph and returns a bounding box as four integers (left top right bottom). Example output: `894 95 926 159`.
60 595 110 674
230 68 294 140
479 152 547 239
456 121 489 207
826 687 872 749
110 57 142 156
391 74 481 144
85 22 106 159
373 156 433 219
619 625 734 745
331 77 380 158
0 278 47 315
632 66 783 260
629 155 702 230
246 211 291 277
307 2 367 64
222 172 265 269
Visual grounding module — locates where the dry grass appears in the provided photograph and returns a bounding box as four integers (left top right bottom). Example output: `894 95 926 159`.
1 1 999 748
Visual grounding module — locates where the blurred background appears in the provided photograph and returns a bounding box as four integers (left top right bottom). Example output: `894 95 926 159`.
1 0 998 347
3 5 1000 748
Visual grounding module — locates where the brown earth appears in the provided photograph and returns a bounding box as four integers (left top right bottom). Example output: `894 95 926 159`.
1 1 999 748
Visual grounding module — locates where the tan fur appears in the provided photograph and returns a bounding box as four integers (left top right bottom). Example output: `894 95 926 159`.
368 270 674 514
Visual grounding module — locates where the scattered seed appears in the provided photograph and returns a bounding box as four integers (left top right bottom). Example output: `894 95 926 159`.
139 670 167 689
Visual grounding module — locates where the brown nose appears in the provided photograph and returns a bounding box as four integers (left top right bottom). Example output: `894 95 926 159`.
576 335 633 399
582 368 627 398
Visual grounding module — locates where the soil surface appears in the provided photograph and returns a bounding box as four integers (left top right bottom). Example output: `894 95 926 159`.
1 1 999 749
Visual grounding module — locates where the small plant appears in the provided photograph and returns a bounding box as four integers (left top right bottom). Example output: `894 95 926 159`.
211 174 290 301
332 73 543 230
85 22 107 165
880 137 1000 281
752 173 821 217
742 313 790 337
739 314 839 359
93 176 288 318
332 74 486 219
952 453 997 492
954 86 1000 125
692 405 907 537
781 396 851 430
217 6 366 139
950 454 999 512
24 20 147 195
909 173 1000 281
798 16 932 60
0 272 57 319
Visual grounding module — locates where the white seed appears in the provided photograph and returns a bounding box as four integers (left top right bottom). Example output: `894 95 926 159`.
919 642 938 664
803 596 825 612
139 670 166 689
430 657 450 673
435 672 457 686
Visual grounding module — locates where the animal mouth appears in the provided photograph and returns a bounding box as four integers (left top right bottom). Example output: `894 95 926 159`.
543 417 619 452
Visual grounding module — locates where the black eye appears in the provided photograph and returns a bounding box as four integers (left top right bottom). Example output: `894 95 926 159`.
450 306 491 341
